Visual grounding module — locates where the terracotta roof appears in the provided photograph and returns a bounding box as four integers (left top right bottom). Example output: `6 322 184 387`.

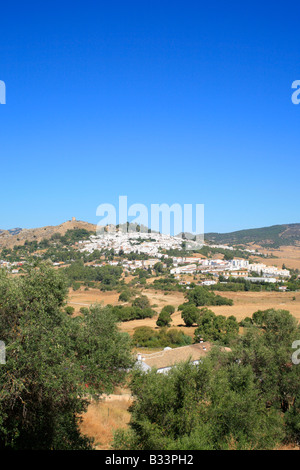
138 342 213 370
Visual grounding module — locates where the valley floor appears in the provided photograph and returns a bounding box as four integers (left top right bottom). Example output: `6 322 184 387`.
68 287 300 337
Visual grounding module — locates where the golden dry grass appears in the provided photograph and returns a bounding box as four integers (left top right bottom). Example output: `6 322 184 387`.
209 290 300 322
68 286 186 314
120 290 300 335
67 285 300 336
252 245 300 270
68 287 121 313
79 396 132 450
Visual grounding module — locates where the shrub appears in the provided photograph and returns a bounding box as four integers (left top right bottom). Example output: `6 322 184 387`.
156 310 172 328
181 304 200 327
64 306 75 315
132 295 151 310
161 305 175 315
79 307 89 315
119 290 131 302
133 327 192 348
186 286 233 307
194 310 239 345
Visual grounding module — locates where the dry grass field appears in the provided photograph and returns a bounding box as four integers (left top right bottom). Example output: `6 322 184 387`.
120 290 300 336
79 394 132 450
252 245 300 270
209 290 300 321
68 286 187 314
68 286 300 338
68 288 120 313
0 219 97 249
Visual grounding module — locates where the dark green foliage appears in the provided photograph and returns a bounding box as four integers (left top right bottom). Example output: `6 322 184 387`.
64 260 123 290
118 290 131 302
109 305 156 322
149 278 184 292
0 229 96 264
287 278 300 291
154 262 164 274
156 310 172 327
72 281 81 291
114 307 300 450
239 316 253 327
194 311 239 345
285 393 300 443
133 327 192 349
198 245 252 260
234 309 300 411
181 304 201 327
210 278 280 292
59 228 94 245
186 286 233 307
79 307 89 315
132 295 150 310
161 305 175 315
156 305 174 327
0 263 133 449
114 359 283 450
64 306 75 315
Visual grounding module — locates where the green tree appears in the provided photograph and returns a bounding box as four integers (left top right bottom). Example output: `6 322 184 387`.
114 357 283 450
119 290 131 302
154 262 164 274
132 295 150 310
161 305 175 315
194 311 239 345
186 286 233 307
235 309 300 409
156 310 172 328
64 306 75 315
181 304 200 327
0 263 133 449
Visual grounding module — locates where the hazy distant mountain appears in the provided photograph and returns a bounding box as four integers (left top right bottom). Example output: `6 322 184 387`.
205 223 300 248
0 227 23 236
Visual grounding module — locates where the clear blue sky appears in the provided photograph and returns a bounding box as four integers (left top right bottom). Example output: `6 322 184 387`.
0 1 299 232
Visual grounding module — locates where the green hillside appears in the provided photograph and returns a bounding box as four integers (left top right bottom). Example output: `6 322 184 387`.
205 223 300 248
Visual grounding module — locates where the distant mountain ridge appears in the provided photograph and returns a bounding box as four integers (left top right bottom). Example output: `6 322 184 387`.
1 221 299 251
0 227 22 236
205 223 300 248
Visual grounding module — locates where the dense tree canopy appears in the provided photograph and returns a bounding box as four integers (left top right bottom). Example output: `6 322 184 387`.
194 311 239 345
0 263 133 449
186 286 233 307
156 310 172 327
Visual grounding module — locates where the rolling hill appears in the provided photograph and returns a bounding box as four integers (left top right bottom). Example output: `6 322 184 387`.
205 223 300 248
0 219 97 249
1 220 300 251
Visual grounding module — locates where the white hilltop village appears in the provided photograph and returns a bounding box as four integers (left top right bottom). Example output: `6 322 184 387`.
77 230 291 285
79 231 187 256
0 228 291 285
